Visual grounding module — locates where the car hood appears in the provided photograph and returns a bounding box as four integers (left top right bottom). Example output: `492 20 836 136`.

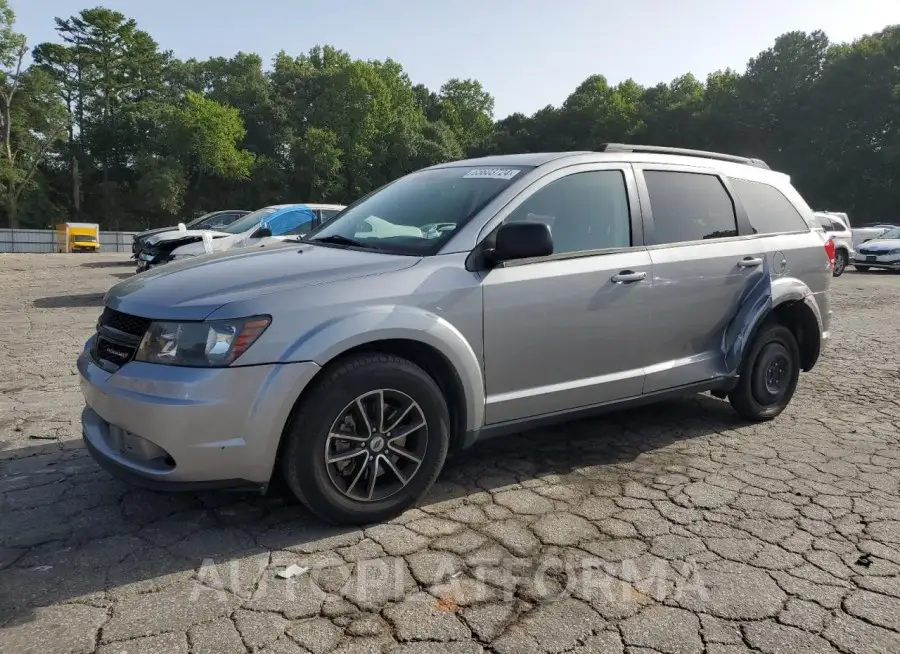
135 226 177 240
146 228 232 246
170 235 242 256
107 244 421 320
858 238 900 251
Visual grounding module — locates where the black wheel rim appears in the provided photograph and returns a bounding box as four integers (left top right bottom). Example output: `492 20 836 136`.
752 343 793 405
324 389 428 502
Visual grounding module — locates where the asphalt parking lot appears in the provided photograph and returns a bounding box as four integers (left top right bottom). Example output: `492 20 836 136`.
1 253 899 654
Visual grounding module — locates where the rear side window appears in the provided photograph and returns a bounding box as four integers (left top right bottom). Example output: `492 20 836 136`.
644 171 737 245
731 178 808 235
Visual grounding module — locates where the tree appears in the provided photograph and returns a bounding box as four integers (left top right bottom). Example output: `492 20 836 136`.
6 10 900 229
0 2 67 227
435 78 495 153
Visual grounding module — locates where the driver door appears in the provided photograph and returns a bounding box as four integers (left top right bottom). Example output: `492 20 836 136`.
481 164 652 424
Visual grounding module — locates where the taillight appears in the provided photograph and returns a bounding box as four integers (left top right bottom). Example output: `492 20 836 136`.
824 238 836 269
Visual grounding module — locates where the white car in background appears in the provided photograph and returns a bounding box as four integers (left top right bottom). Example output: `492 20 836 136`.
853 226 900 272
852 223 898 250
812 212 854 277
136 203 345 272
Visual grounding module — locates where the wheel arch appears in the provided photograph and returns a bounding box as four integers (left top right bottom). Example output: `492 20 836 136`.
277 307 484 448
320 338 470 453
741 284 823 375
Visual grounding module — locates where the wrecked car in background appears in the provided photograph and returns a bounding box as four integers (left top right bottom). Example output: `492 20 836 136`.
131 210 249 260
135 203 345 272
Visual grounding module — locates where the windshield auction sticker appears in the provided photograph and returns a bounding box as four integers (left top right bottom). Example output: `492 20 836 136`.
462 168 521 180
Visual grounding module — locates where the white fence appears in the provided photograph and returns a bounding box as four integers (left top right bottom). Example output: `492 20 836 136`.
0 229 137 253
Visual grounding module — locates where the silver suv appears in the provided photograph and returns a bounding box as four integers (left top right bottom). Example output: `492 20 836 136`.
79 144 832 525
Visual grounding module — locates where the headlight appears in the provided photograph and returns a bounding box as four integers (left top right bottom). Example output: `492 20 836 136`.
139 252 154 261
135 316 270 367
887 249 900 256
171 253 196 260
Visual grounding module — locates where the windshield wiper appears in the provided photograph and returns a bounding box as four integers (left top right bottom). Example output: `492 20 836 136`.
304 234 374 249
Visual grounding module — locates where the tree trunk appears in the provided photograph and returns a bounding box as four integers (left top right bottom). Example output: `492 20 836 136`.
7 189 18 230
72 156 81 218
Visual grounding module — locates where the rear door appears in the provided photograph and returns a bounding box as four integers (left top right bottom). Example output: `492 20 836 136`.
634 165 768 393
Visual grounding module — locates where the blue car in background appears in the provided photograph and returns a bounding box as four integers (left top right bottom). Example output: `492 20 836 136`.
135 203 346 271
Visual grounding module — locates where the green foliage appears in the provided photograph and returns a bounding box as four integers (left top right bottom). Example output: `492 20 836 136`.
172 91 255 179
1 6 899 229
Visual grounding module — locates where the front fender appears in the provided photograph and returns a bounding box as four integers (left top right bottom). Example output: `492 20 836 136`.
281 305 485 432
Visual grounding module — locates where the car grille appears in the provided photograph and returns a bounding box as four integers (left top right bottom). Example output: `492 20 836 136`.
101 307 152 336
92 308 152 370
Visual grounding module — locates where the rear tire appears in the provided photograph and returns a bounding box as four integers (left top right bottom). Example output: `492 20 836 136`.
832 250 847 277
280 353 450 525
854 265 870 272
728 323 800 421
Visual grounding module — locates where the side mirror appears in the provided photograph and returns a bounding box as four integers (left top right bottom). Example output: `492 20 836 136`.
489 221 553 264
253 226 273 239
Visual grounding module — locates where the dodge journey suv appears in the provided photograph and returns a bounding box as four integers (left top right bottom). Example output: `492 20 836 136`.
79 144 832 525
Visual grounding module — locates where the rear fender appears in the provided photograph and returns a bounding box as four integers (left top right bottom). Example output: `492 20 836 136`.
722 273 822 382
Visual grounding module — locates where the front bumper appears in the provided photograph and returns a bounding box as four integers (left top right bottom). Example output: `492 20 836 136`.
853 254 900 269
78 340 321 488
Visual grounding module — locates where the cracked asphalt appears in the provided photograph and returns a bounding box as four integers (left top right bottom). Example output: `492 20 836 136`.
1 253 899 654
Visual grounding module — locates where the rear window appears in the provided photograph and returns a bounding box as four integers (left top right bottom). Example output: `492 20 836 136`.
731 178 808 235
813 215 843 233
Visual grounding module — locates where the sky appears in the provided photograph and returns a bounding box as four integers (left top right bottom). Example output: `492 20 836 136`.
11 0 900 119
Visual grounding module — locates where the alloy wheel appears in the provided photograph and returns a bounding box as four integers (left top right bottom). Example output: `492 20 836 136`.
324 389 428 502
834 252 846 275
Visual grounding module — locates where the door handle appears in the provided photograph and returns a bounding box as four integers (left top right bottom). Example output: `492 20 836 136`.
738 257 764 268
611 270 647 284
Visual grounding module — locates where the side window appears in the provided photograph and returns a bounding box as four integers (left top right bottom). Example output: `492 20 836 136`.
813 215 839 233
644 170 737 245
268 210 314 236
320 209 342 222
731 178 809 235
503 170 631 255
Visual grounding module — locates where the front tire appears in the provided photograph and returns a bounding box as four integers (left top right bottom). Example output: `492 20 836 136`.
280 353 450 525
854 265 870 272
833 250 848 277
728 323 800 421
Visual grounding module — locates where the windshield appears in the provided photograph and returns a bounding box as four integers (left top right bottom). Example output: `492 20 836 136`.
303 165 531 255
220 207 281 234
879 227 900 240
73 234 96 242
185 211 220 228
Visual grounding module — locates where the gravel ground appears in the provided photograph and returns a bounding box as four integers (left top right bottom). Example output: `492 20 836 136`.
1 253 899 654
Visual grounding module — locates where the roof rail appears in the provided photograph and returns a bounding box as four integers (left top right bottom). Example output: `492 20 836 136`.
597 143 770 170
